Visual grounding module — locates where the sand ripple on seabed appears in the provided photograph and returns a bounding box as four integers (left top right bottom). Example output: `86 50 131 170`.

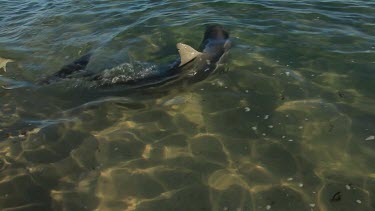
0 84 374 210
0 84 373 210
0 91 370 211
274 99 374 210
86 95 375 210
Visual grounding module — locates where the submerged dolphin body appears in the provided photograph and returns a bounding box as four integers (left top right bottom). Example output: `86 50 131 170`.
40 24 230 88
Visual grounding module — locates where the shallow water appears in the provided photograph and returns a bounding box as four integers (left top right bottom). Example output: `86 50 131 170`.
0 0 374 210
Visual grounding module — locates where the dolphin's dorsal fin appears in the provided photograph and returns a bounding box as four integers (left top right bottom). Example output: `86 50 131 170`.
176 43 201 67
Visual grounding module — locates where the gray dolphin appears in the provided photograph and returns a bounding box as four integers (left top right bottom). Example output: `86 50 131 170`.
39 24 231 87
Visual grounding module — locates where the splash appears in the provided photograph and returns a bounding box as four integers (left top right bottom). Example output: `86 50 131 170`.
96 61 160 86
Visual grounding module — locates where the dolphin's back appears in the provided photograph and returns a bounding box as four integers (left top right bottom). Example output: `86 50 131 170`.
40 25 230 88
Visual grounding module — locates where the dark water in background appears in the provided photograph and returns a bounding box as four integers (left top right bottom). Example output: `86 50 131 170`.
0 0 374 210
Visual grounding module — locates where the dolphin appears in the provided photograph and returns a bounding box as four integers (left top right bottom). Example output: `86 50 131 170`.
39 24 231 87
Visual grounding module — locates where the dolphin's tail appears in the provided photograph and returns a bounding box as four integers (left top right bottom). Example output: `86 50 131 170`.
38 53 92 85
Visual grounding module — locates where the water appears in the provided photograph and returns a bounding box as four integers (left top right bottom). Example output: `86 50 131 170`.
0 0 374 210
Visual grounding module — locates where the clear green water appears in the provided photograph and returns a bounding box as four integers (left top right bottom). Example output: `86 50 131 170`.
0 0 374 210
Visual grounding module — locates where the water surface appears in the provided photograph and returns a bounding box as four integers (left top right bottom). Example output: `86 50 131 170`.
0 0 374 210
